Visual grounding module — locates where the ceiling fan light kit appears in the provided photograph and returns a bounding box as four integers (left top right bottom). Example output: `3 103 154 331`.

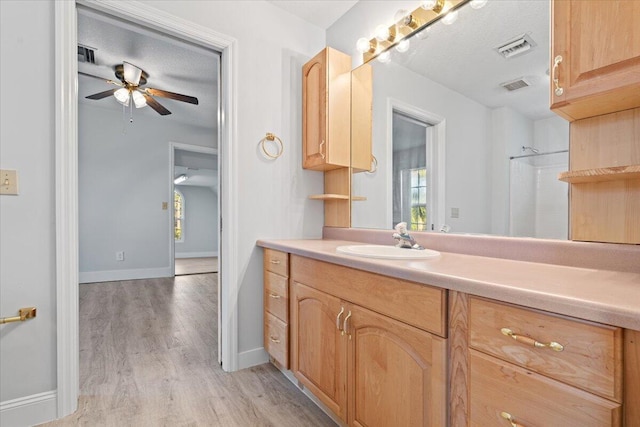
81 61 199 121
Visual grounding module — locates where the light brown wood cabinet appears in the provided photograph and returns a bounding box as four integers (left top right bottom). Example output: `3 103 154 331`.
302 47 351 171
290 255 447 426
263 249 289 368
550 0 640 121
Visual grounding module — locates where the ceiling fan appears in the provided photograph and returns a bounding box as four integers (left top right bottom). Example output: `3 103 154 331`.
80 61 198 116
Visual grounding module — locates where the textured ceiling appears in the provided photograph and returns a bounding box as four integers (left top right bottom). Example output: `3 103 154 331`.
77 6 220 131
266 0 358 28
382 0 551 120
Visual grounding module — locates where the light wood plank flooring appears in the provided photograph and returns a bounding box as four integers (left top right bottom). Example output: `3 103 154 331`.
175 257 218 275
39 274 335 426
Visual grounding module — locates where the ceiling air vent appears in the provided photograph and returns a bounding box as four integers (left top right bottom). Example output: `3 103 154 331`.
77 45 96 64
495 34 537 59
500 77 531 91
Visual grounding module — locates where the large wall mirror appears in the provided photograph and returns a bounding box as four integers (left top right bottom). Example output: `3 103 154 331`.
351 0 570 239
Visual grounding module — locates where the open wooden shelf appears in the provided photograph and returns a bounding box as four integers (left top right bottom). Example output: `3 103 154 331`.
309 194 349 200
558 165 640 183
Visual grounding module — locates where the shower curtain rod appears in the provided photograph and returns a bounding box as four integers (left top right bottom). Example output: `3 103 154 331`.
510 149 568 160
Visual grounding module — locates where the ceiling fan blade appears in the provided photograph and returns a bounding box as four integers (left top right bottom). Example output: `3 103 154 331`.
86 88 119 100
78 71 123 87
145 88 199 105
142 93 172 116
123 61 143 85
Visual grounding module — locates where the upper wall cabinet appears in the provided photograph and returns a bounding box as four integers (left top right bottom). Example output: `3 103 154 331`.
550 0 640 121
303 47 351 171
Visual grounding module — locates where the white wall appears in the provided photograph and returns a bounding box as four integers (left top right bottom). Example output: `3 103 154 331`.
79 104 213 282
1 0 325 423
174 185 218 257
350 61 492 234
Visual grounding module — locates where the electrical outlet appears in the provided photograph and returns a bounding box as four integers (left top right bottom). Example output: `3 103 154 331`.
0 170 18 195
451 207 460 219
116 251 125 261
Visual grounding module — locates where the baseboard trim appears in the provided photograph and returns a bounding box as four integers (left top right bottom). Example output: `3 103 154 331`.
238 347 269 369
0 390 58 427
175 251 218 259
79 267 172 283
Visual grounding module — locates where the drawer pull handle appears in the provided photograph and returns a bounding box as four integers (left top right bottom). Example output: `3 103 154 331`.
269 336 281 344
268 293 281 299
343 310 352 339
500 411 523 427
320 140 326 159
336 306 345 331
552 55 564 96
269 260 281 265
501 328 564 352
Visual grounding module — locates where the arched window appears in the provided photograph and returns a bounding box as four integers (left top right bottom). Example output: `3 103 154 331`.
174 189 184 242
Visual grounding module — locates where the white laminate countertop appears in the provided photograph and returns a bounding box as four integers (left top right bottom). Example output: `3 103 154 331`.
256 239 640 330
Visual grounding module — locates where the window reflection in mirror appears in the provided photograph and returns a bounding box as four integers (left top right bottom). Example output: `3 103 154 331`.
350 0 570 239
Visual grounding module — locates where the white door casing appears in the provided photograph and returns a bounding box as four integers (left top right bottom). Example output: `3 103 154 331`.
55 0 239 418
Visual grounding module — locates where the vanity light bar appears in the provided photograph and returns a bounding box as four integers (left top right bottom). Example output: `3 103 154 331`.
360 0 470 63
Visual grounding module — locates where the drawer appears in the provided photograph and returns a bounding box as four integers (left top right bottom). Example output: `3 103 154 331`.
470 349 621 427
265 271 288 322
264 311 288 368
264 249 288 277
291 255 446 337
469 297 622 401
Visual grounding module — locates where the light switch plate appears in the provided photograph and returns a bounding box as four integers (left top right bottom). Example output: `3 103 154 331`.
451 207 459 218
0 170 18 195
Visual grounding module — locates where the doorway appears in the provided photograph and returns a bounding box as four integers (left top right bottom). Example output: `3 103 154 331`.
56 1 238 417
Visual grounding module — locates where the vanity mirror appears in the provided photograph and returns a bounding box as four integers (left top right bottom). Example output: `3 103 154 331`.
351 0 570 239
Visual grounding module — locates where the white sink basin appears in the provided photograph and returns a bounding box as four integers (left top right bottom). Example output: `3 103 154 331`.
336 244 440 260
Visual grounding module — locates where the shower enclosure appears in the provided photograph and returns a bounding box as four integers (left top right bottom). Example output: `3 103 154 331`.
509 149 569 239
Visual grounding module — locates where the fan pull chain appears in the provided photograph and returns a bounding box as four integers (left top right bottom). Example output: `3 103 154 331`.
130 101 134 124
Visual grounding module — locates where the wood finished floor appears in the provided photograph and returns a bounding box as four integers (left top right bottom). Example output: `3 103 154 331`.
39 274 335 427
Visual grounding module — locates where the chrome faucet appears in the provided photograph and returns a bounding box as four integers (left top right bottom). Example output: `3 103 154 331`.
392 222 424 250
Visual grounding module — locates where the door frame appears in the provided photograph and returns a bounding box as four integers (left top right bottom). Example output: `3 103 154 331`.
55 0 239 418
386 98 446 232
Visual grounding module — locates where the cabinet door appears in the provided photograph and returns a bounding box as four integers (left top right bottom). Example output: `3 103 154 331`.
551 0 640 120
302 49 328 170
346 304 447 427
290 282 347 421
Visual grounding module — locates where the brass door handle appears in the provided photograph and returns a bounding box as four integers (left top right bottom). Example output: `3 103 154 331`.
552 55 564 96
268 293 281 299
501 411 524 427
501 328 564 352
342 310 352 339
0 307 37 324
269 336 281 344
336 306 345 331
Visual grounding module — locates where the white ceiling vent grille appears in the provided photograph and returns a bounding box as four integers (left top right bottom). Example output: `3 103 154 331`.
495 34 537 59
77 45 96 64
500 77 531 91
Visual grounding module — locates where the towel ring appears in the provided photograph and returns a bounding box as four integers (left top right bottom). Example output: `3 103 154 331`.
366 155 378 174
260 133 284 159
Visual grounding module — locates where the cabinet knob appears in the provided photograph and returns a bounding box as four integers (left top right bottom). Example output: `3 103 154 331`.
269 336 281 344
552 55 564 96
501 328 564 352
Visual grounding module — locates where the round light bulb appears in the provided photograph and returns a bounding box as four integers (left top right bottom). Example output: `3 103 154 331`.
395 39 410 53
421 0 437 10
394 9 409 22
470 0 488 9
114 88 130 106
377 51 391 64
442 9 458 25
356 37 373 54
374 24 390 42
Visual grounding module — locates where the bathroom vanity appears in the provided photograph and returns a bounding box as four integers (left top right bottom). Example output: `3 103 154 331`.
258 236 640 427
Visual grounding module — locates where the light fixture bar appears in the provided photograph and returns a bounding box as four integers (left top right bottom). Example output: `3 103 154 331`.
174 174 188 184
361 0 470 63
